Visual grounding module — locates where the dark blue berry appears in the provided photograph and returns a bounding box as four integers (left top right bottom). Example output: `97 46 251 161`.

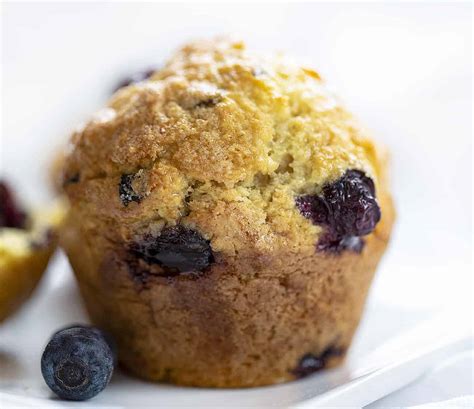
53 324 117 364
63 173 80 187
292 346 344 378
129 225 214 275
0 180 27 229
41 326 114 401
292 353 325 378
296 170 380 253
113 68 156 92
119 173 142 206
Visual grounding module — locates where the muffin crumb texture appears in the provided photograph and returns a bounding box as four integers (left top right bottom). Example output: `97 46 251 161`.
61 38 394 387
0 181 64 322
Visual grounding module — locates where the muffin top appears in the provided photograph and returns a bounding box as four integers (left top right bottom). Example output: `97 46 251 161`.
62 38 385 260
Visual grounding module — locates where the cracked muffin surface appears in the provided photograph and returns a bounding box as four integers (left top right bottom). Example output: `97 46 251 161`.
60 38 394 387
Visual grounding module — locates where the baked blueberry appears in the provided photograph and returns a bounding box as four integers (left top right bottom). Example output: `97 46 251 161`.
113 68 156 92
0 180 27 229
41 326 114 400
317 234 365 253
296 170 380 252
63 173 80 187
292 346 344 378
129 225 214 274
292 353 325 378
119 173 142 206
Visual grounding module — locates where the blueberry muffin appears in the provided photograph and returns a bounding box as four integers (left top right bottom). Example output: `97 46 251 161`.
60 39 394 387
0 181 63 322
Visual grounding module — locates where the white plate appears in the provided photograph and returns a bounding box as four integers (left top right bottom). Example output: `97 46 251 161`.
0 252 471 408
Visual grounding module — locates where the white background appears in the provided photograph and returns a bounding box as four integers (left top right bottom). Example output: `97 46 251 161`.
1 2 472 407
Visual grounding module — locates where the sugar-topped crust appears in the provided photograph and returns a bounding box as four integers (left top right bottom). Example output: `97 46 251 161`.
63 38 386 254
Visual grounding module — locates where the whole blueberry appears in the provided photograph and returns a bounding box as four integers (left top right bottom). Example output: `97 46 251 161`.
53 324 117 364
41 326 114 401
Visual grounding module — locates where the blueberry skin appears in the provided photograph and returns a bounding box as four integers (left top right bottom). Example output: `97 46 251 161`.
41 327 114 401
119 173 142 206
129 225 214 274
53 324 117 364
295 170 380 253
292 346 345 379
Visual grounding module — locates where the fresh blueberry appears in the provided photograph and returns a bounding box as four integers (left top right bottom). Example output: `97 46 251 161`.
53 324 117 364
292 346 344 378
0 180 27 229
113 68 156 92
129 225 214 275
41 326 114 401
295 170 380 253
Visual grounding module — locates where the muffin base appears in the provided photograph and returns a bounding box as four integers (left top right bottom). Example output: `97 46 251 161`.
61 192 394 388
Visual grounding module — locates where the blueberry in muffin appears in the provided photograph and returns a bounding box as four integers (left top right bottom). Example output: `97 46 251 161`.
0 180 64 322
113 68 157 93
59 38 395 387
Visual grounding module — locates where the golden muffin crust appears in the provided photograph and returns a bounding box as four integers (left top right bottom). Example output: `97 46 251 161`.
60 38 394 387
63 38 383 253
